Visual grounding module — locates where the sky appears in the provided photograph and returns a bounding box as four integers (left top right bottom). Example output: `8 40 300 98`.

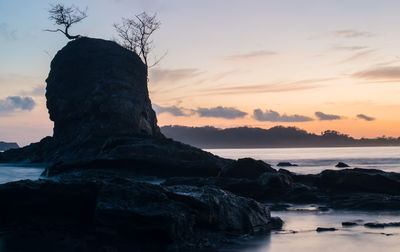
1 0 400 146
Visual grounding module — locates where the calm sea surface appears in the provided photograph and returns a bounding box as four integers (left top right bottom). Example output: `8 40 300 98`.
1 147 400 251
206 146 400 174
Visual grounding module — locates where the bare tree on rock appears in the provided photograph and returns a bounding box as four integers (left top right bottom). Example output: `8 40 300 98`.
114 12 165 68
46 4 87 40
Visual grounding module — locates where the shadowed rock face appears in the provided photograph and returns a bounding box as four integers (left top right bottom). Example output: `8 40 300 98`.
46 37 161 144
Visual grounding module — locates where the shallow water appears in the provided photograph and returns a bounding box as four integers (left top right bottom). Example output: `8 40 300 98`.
206 146 400 174
224 209 400 252
0 164 44 184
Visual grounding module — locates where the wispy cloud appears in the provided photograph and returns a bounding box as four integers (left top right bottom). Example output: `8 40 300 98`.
226 50 277 60
201 78 335 95
253 109 313 122
332 45 368 51
310 30 376 40
336 49 375 64
352 66 400 80
331 30 375 38
0 96 36 115
357 114 375 121
0 23 17 41
197 106 247 119
149 68 202 84
315 111 342 121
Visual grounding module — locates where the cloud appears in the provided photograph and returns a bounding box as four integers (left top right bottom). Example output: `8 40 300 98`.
0 96 36 114
0 23 17 41
153 104 247 119
253 109 313 122
357 114 375 121
315 111 342 120
333 45 368 51
19 85 46 97
331 30 375 38
150 68 202 84
310 30 376 40
201 78 336 95
352 66 400 80
196 106 247 119
226 50 277 60
152 104 191 116
336 49 375 64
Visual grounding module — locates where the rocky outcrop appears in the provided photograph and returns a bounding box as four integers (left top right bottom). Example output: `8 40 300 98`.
335 162 350 168
0 37 233 177
0 177 282 250
165 168 400 210
277 162 298 167
46 37 160 142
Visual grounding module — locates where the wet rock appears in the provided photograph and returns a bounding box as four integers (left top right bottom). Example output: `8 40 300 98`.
219 158 275 179
364 222 385 228
257 172 293 197
364 222 400 228
166 185 283 233
316 227 337 232
163 172 293 202
315 169 400 195
277 162 298 167
335 162 350 168
342 222 358 227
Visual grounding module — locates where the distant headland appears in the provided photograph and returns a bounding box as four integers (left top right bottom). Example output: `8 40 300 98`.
0 141 19 152
161 125 400 148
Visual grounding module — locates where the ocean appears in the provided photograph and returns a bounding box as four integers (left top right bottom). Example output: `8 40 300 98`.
1 146 400 251
206 146 400 174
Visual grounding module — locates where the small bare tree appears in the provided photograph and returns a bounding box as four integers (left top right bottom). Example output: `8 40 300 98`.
46 4 87 40
114 12 164 68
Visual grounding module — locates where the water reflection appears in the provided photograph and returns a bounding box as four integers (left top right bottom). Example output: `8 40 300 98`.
224 209 400 252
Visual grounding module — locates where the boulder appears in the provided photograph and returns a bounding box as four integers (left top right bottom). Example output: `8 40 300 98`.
335 162 349 168
364 222 400 228
315 168 400 195
258 172 293 193
342 222 358 227
277 162 298 167
219 158 275 179
316 227 337 232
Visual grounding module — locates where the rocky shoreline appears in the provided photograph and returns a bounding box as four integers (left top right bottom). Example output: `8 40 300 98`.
1 37 399 251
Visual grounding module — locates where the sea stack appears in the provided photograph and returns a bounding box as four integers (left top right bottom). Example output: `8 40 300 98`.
1 37 230 177
46 37 161 144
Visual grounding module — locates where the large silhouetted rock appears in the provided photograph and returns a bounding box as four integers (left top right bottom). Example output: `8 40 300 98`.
46 37 161 144
0 37 231 177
